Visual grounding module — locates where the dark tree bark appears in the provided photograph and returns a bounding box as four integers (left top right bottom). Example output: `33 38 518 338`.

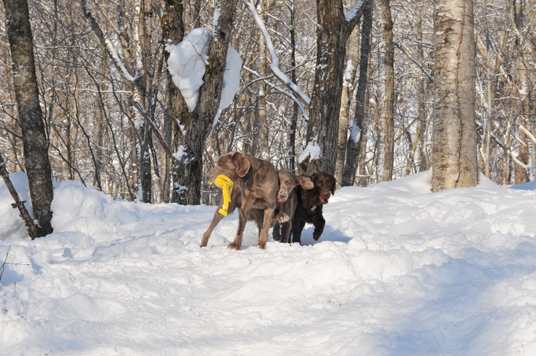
171 0 238 205
3 0 54 237
161 0 185 203
304 0 370 175
288 0 298 173
342 0 373 186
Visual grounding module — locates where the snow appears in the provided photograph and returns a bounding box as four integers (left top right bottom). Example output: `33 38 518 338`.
298 140 322 163
166 28 242 122
345 0 364 22
2 172 536 355
246 0 311 105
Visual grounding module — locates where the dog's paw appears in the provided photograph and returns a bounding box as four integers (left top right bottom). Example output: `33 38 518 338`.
277 211 290 223
227 242 241 250
256 242 267 250
313 233 322 241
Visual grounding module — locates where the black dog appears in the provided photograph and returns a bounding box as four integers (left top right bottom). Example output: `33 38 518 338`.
275 172 336 244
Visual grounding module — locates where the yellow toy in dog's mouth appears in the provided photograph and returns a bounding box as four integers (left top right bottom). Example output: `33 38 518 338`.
212 175 234 217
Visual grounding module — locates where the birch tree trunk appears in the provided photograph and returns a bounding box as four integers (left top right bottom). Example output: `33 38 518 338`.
3 0 54 236
253 0 270 160
376 0 395 182
512 0 532 183
431 0 478 191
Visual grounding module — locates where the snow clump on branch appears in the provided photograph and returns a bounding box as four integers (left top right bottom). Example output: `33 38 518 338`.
166 28 242 125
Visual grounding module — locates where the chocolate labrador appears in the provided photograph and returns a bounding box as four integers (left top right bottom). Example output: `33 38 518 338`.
203 152 278 250
201 161 313 248
272 171 314 243
289 172 336 244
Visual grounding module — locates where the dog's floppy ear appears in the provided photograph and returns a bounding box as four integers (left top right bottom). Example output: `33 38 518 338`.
295 175 314 190
232 152 251 177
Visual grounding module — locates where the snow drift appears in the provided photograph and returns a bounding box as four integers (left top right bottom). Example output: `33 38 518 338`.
1 172 536 355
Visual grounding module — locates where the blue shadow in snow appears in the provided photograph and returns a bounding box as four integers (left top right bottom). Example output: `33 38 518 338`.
299 224 352 246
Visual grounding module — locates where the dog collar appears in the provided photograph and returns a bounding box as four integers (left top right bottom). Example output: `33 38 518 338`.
243 161 264 187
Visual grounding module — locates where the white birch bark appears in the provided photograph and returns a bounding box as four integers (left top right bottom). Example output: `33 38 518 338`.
431 0 478 191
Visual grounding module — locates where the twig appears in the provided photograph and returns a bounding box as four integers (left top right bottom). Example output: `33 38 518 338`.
0 152 38 239
0 246 11 281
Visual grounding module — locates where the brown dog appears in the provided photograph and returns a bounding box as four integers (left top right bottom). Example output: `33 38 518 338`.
201 163 313 248
272 171 314 243
202 152 278 250
289 172 336 244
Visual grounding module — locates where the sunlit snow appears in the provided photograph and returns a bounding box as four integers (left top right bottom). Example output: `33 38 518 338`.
2 172 536 355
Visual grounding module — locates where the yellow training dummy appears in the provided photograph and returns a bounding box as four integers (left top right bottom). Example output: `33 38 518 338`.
212 175 234 217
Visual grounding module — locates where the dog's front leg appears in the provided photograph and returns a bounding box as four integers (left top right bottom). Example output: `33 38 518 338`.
280 221 292 243
292 217 306 245
228 197 253 250
257 207 275 249
201 210 225 247
312 215 326 241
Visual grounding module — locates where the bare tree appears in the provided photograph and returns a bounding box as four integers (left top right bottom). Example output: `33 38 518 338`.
431 0 478 191
375 0 395 182
3 0 54 236
342 0 374 186
304 0 371 175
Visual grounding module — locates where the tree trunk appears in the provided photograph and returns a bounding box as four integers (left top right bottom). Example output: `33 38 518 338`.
431 0 478 191
335 22 360 188
254 0 270 160
305 0 369 175
376 0 395 182
416 9 428 173
342 0 373 187
288 0 298 173
173 0 238 205
3 0 54 237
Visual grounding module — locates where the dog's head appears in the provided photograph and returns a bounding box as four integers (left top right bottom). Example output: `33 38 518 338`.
311 172 336 204
276 170 313 203
206 152 251 182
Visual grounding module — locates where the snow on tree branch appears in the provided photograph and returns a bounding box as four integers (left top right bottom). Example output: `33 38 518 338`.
345 0 364 22
345 0 371 28
80 0 135 84
246 0 311 106
166 28 242 125
243 65 309 122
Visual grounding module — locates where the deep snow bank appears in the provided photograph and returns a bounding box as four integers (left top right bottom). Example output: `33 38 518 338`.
1 172 536 355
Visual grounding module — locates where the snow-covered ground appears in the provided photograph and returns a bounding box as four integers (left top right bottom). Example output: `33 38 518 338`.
2 172 536 355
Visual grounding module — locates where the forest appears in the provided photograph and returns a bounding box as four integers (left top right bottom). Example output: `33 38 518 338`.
0 0 535 230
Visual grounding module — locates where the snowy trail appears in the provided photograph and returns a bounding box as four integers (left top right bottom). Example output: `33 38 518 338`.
2 172 536 355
